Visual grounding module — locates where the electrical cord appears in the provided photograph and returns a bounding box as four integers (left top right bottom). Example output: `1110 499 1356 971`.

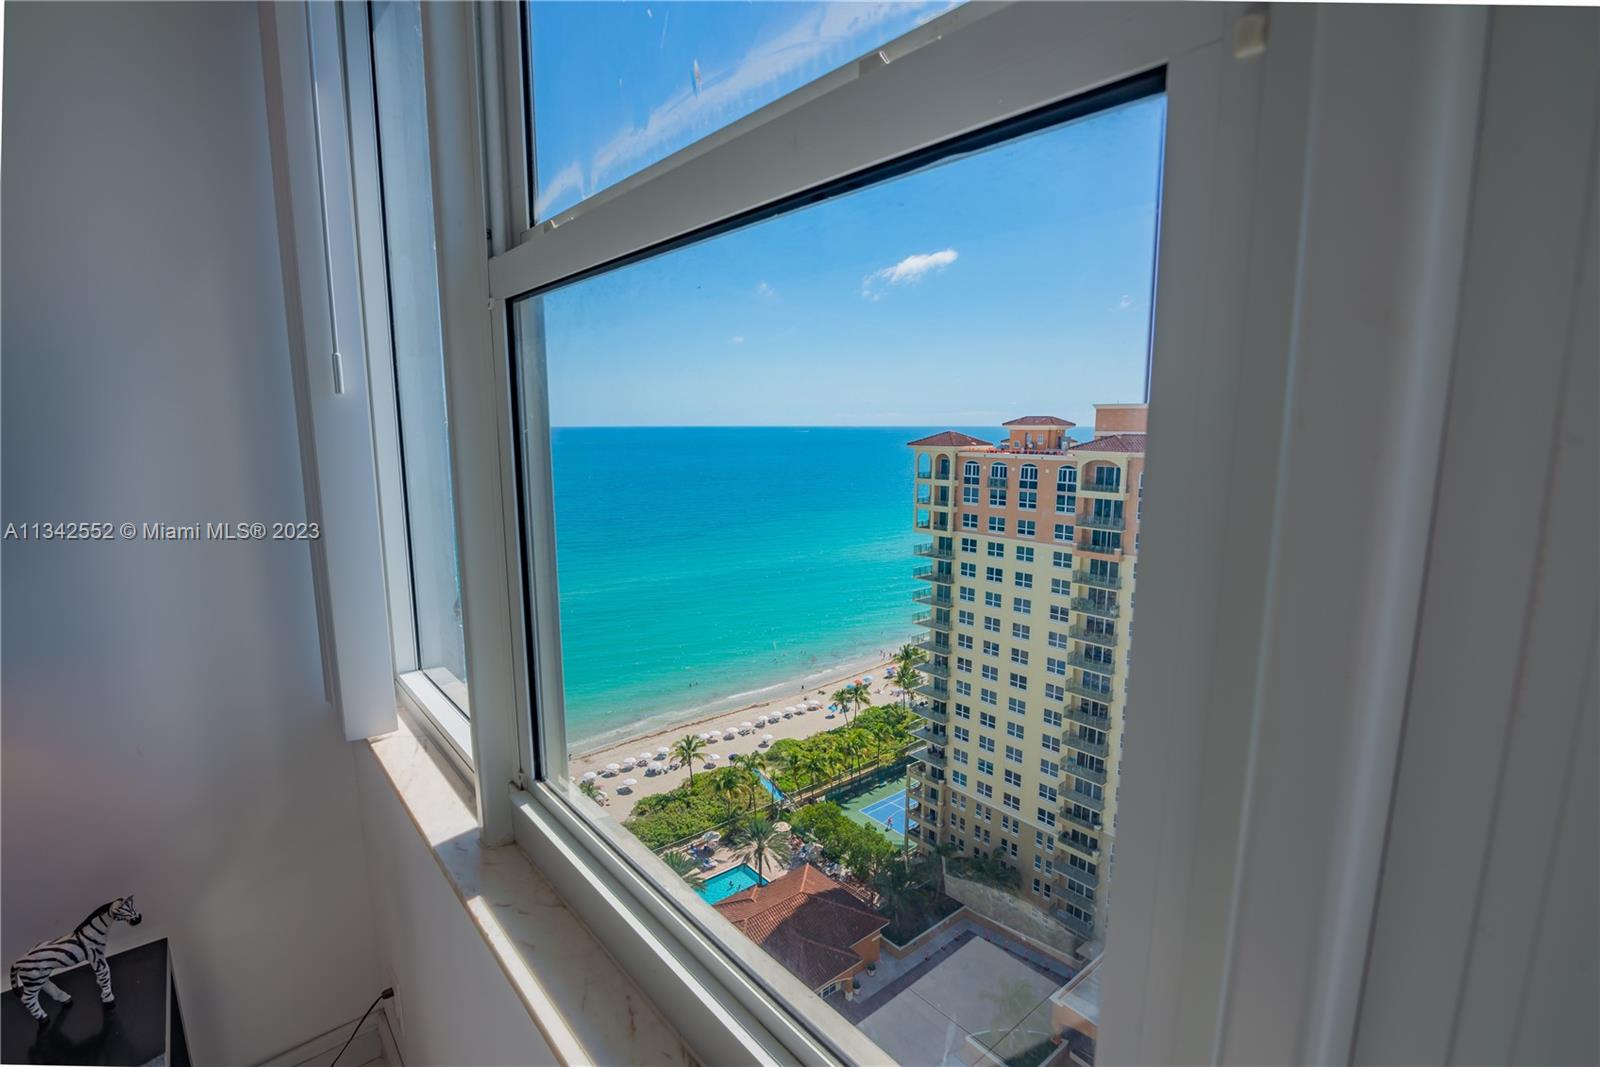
329 987 394 1067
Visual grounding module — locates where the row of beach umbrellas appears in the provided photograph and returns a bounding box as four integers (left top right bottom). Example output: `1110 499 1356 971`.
583 691 853 784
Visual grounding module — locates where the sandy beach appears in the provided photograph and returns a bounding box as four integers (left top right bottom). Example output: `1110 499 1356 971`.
568 654 907 819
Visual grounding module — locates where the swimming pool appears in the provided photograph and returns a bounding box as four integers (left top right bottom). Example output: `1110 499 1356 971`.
696 863 767 904
757 772 785 803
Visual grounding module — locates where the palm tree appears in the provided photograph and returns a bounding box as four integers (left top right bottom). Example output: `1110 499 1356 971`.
732 752 776 812
892 662 922 708
871 857 921 930
742 814 788 878
578 779 603 804
672 734 706 780
830 686 856 724
866 718 898 766
841 734 869 780
660 850 705 889
848 681 873 717
713 766 751 813
919 839 961 898
893 642 928 671
795 749 831 796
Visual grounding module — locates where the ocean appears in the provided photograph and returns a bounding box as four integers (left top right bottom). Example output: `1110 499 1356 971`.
550 426 990 751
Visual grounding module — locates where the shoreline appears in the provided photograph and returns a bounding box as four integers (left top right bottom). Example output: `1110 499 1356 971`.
567 644 907 759
567 652 910 820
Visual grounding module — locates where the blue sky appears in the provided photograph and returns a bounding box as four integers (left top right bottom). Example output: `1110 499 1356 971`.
529 2 1165 428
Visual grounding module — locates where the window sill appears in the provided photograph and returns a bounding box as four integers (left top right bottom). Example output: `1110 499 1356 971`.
362 711 695 1067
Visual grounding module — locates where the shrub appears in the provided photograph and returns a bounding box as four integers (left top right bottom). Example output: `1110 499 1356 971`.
625 767 746 849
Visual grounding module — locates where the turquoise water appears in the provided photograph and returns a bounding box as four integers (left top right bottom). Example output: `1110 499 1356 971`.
757 772 785 804
551 427 991 751
695 863 767 904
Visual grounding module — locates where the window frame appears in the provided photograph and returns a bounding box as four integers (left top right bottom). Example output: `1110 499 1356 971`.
370 2 1475 1065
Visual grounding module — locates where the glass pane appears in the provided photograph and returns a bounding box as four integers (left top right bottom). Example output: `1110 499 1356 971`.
527 0 952 220
516 90 1164 1062
371 0 469 704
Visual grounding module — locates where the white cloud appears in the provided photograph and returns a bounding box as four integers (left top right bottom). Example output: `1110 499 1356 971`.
729 335 745 345
1110 294 1135 313
755 281 776 299
861 248 959 299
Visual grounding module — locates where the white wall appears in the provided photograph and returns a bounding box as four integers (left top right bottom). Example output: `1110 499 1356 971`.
354 748 558 1067
1 3 383 1062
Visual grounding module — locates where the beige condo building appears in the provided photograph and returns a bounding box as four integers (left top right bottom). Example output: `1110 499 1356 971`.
906 405 1146 945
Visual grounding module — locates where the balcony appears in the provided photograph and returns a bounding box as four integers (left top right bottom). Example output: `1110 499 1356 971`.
1065 732 1109 758
1071 597 1120 619
913 613 951 630
1069 763 1107 786
1074 569 1122 590
912 590 953 609
913 566 954 584
1080 480 1123 496
1052 910 1096 940
1075 538 1122 557
918 746 948 769
1066 652 1116 675
917 637 950 656
1055 878 1096 908
915 680 949 700
1058 862 1099 889
920 662 950 680
1078 513 1125 531
914 543 955 560
1060 807 1103 833
918 703 949 723
1065 677 1115 702
1064 789 1104 814
1065 703 1111 730
1069 626 1119 647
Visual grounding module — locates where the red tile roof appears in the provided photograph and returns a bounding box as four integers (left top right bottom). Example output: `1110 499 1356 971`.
1070 433 1147 454
906 430 993 448
1002 415 1075 427
714 864 888 990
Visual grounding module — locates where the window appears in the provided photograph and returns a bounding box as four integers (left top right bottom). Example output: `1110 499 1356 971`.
1015 545 1035 562
525 2 947 221
370 0 469 717
370 0 1317 1057
1015 571 1033 589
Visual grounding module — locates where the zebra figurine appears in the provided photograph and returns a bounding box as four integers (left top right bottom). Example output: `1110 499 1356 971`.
9 896 142 1021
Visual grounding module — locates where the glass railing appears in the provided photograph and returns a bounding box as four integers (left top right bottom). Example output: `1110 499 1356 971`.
1074 569 1122 589
1078 513 1125 531
1072 597 1120 618
1070 626 1119 646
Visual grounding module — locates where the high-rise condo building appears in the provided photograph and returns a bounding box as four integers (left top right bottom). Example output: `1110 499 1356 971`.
906 405 1147 946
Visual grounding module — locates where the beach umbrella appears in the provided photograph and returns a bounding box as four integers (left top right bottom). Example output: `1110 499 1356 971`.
581 770 598 782
650 760 666 772
657 745 670 756
702 830 720 844
762 734 774 745
605 762 621 774
620 757 636 770
637 751 653 764
623 778 637 787
740 721 753 732
773 821 791 833
722 729 736 740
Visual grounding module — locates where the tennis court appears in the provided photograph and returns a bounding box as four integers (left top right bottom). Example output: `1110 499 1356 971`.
840 779 919 845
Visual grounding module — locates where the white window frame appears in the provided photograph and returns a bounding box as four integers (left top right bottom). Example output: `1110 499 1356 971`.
266 1 1522 1065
